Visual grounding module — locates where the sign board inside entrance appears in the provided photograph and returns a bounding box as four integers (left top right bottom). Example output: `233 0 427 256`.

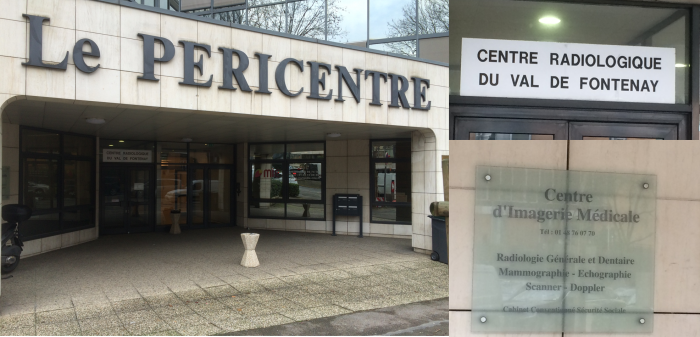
461 38 675 104
472 166 656 333
103 149 152 163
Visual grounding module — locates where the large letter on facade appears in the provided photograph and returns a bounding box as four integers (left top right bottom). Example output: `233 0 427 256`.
179 41 213 87
389 74 410 108
22 15 68 70
307 61 333 100
138 34 175 81
365 70 388 106
73 39 101 73
255 53 272 94
335 66 362 103
275 58 304 97
219 47 252 91
411 77 431 110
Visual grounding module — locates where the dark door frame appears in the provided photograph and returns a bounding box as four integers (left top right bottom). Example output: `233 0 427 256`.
99 164 156 235
450 104 688 140
185 164 236 229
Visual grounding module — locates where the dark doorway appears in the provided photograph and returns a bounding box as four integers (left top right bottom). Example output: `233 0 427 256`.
187 165 234 229
100 166 154 235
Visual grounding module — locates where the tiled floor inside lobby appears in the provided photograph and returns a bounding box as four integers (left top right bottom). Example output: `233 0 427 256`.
0 227 448 335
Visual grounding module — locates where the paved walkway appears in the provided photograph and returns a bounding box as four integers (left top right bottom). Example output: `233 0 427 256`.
0 227 448 335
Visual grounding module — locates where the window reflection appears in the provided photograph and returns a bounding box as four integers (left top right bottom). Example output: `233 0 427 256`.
470 133 554 140
24 158 59 210
249 142 325 219
157 165 188 226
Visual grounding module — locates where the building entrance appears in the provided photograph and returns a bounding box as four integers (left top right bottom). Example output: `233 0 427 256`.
100 166 154 235
187 166 234 228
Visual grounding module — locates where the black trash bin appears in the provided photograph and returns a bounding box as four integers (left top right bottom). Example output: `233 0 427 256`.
429 215 447 264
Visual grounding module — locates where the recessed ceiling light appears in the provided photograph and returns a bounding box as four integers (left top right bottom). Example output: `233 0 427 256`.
182 138 193 143
108 144 113 147
85 118 106 125
119 140 125 143
676 64 689 68
539 17 561 25
327 133 341 138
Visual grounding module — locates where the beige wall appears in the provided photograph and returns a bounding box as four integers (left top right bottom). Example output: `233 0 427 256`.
449 140 700 336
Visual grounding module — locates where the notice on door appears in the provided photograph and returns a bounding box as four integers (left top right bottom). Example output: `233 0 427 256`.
103 149 152 163
472 166 656 333
461 38 676 104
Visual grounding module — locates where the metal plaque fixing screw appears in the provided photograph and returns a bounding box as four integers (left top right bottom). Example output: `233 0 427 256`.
480 316 487 323
485 174 491 181
643 183 649 189
639 318 645 324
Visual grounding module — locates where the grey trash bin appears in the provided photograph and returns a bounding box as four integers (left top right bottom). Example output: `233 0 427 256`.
429 215 447 264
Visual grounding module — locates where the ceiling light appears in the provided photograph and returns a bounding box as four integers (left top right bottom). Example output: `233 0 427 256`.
327 133 341 138
85 118 106 125
119 140 125 143
108 144 113 147
539 17 561 25
676 64 689 68
182 138 193 143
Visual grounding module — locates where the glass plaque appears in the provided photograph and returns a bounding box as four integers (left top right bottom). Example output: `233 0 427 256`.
472 166 655 333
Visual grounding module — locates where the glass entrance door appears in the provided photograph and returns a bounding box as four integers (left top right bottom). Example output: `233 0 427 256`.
187 166 233 228
100 166 153 234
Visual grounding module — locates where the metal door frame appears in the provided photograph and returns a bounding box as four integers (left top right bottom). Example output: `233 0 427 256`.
99 164 155 235
185 164 235 229
569 122 678 139
450 105 687 140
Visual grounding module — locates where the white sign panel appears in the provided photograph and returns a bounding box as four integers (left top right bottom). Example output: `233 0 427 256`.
103 149 152 163
461 38 676 104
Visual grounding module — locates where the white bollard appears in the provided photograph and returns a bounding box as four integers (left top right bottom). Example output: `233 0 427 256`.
240 233 260 267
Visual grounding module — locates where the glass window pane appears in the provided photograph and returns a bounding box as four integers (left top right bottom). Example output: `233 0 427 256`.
330 0 363 43
180 0 211 11
158 142 188 165
373 162 411 203
189 143 234 164
289 163 322 201
370 0 415 39
250 143 284 160
249 203 285 218
371 205 411 222
287 143 324 160
418 0 448 34
470 133 554 140
287 203 323 219
370 40 416 57
247 3 286 33
64 135 95 157
21 212 60 238
213 9 245 24
24 158 59 210
452 0 689 102
64 160 92 207
209 168 231 224
287 0 326 38
372 140 411 159
63 208 93 230
156 165 188 226
251 162 284 200
22 129 60 154
191 168 204 226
